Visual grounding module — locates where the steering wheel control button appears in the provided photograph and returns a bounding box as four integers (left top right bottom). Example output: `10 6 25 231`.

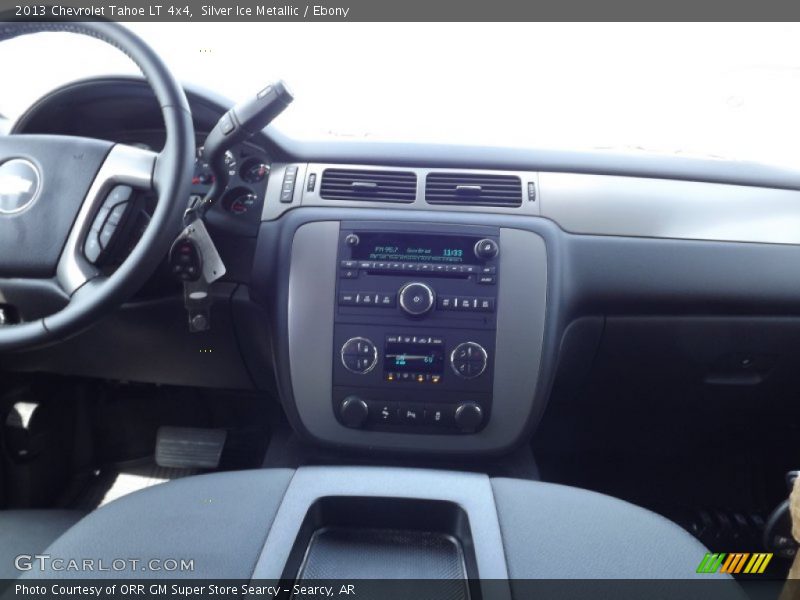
474 238 499 260
339 396 369 428
84 185 134 262
84 236 102 263
340 337 378 374
450 342 488 379
169 238 203 282
398 282 435 317
454 402 484 433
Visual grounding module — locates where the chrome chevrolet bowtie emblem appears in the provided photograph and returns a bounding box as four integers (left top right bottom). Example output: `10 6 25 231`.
0 159 40 214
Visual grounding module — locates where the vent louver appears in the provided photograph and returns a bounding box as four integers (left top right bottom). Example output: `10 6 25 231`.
320 168 417 203
425 173 523 207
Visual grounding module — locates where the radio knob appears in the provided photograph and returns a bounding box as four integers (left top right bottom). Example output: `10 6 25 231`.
340 337 378 374
450 342 488 379
340 396 369 428
398 282 435 317
454 402 484 433
474 238 499 260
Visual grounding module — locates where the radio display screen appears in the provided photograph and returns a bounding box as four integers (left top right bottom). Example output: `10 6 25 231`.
384 339 445 374
352 233 478 264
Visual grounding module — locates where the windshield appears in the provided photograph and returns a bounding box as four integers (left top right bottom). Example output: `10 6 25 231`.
1 22 799 168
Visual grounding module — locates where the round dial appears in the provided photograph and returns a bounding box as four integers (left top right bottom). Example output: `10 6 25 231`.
454 402 484 433
474 238 499 260
340 337 378 374
240 158 270 183
224 189 258 215
398 282 435 317
450 342 488 379
339 396 369 428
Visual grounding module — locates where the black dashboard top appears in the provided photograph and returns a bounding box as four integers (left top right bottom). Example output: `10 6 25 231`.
13 75 800 192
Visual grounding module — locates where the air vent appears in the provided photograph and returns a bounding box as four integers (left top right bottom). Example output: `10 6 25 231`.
320 168 417 203
425 172 523 207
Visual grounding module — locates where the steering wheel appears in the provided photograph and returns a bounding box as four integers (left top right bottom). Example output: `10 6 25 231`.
0 22 195 352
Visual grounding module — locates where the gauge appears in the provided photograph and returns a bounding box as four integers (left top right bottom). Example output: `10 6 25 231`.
240 158 270 184
223 188 258 215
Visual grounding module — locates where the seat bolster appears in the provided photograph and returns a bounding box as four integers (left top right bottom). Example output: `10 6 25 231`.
25 468 295 579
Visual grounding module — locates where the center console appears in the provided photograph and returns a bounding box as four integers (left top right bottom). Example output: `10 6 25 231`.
333 225 500 434
281 214 549 454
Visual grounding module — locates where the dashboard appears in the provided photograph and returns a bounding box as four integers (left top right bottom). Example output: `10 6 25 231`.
6 75 800 455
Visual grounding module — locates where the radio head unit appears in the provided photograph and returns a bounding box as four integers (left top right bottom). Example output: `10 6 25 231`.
333 226 500 435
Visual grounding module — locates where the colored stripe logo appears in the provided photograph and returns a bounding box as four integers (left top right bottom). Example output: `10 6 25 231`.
697 552 773 574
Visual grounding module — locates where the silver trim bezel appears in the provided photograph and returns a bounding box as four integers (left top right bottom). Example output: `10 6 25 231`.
340 336 378 375
398 281 436 316
263 163 539 221
450 341 488 380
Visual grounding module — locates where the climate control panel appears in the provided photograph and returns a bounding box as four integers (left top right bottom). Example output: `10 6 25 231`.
332 225 499 435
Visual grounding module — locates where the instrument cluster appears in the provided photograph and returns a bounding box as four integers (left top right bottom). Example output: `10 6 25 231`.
191 140 271 218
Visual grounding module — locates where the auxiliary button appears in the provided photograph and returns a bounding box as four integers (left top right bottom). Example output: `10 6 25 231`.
378 293 396 307
358 293 375 305
371 402 399 424
401 405 424 424
425 405 454 426
338 292 357 306
477 298 495 312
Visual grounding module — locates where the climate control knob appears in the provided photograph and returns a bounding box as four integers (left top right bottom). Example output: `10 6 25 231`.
450 342 488 379
339 396 369 428
340 337 378 374
454 402 484 433
398 282 435 317
474 238 499 260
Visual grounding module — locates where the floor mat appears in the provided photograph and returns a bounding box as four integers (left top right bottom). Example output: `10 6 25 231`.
66 458 199 510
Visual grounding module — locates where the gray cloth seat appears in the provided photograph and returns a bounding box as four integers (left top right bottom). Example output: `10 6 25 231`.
0 510 85 579
491 478 720 578
13 468 732 584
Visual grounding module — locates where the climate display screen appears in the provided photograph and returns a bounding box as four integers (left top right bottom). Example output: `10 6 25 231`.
383 340 445 374
352 233 477 264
